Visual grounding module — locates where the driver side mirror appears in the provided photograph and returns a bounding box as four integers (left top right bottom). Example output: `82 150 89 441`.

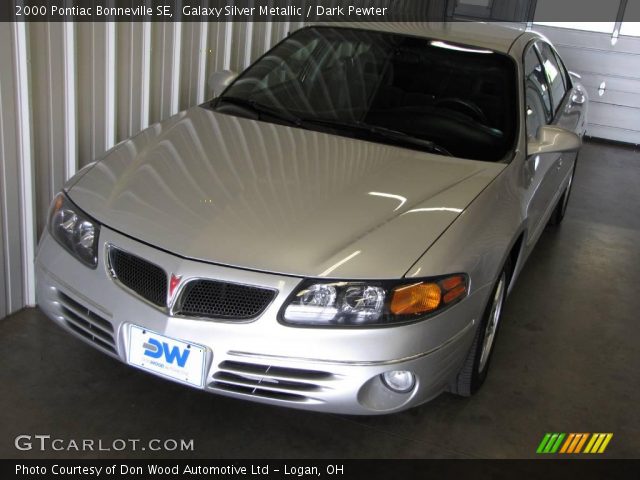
527 125 581 156
208 70 238 98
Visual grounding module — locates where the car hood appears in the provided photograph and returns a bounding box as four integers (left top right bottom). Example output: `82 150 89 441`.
68 106 505 279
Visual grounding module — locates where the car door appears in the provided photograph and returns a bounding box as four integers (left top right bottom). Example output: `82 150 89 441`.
536 41 587 185
522 42 561 246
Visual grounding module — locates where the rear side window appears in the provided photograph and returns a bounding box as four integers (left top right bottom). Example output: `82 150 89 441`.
551 48 572 91
536 42 568 115
524 46 552 138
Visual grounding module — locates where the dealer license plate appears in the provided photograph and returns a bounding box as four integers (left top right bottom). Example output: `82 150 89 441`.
128 325 206 387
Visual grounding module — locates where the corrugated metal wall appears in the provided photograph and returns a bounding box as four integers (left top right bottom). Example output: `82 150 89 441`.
0 22 34 320
0 20 303 318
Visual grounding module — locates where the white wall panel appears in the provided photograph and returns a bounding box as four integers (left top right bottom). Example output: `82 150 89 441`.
0 145 5 318
0 24 20 319
229 22 252 72
116 22 151 141
270 21 292 45
250 22 269 64
29 23 76 234
179 22 208 109
149 22 182 124
77 22 116 168
0 22 36 317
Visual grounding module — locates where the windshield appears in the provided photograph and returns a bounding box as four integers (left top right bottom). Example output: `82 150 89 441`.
216 26 517 161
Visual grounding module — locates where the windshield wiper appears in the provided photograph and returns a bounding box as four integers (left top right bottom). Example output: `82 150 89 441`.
216 98 451 156
301 118 452 156
216 96 302 126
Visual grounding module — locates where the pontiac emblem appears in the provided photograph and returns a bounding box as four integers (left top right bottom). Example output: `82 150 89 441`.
169 273 182 303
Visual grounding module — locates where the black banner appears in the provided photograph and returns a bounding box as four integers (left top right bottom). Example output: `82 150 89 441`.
3 459 640 480
2 0 638 23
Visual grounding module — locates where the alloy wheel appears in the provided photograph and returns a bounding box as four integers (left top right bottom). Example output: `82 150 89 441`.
478 272 506 373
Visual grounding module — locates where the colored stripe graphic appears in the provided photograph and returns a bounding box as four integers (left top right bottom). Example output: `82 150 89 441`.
559 433 575 453
538 433 613 454
544 433 559 453
591 434 606 453
598 434 613 453
584 433 613 454
574 433 589 453
567 433 583 453
537 433 565 454
550 433 565 453
537 433 552 453
584 434 599 453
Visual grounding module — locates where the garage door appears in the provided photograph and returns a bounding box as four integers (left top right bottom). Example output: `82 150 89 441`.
533 2 640 144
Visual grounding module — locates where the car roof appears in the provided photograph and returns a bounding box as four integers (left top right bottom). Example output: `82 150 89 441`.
307 22 541 55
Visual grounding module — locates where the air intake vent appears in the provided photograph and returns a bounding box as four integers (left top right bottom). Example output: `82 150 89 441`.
175 280 276 320
108 247 167 307
57 291 116 354
208 360 335 403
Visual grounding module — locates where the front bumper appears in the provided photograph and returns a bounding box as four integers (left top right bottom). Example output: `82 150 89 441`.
35 227 489 415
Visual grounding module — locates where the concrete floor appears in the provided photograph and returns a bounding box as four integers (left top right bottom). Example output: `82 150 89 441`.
1 140 638 459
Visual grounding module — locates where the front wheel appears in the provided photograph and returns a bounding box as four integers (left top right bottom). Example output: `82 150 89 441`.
450 267 508 397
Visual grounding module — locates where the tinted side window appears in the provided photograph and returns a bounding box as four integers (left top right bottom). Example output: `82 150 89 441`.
552 48 572 91
524 46 552 138
537 42 568 115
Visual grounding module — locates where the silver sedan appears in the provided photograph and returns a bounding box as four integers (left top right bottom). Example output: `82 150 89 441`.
36 23 587 414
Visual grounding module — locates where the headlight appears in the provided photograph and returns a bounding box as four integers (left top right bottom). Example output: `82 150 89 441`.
48 193 100 268
281 274 468 327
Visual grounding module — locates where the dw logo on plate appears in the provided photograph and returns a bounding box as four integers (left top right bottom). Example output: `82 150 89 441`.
143 337 190 367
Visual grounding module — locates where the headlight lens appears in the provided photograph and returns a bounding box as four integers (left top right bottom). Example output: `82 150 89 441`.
48 193 100 268
281 274 468 327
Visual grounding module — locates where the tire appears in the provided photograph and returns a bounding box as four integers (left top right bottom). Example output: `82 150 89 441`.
549 158 577 226
451 264 509 397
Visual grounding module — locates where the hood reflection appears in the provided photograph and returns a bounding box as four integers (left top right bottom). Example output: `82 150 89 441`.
69 106 504 279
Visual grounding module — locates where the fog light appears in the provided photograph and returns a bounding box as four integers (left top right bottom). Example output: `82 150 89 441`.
381 370 415 393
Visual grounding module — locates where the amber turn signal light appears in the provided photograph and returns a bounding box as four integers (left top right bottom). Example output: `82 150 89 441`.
390 275 468 316
390 282 442 315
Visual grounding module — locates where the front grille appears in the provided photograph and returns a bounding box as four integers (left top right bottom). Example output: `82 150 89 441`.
209 360 335 402
175 280 276 319
108 247 167 307
57 291 117 354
